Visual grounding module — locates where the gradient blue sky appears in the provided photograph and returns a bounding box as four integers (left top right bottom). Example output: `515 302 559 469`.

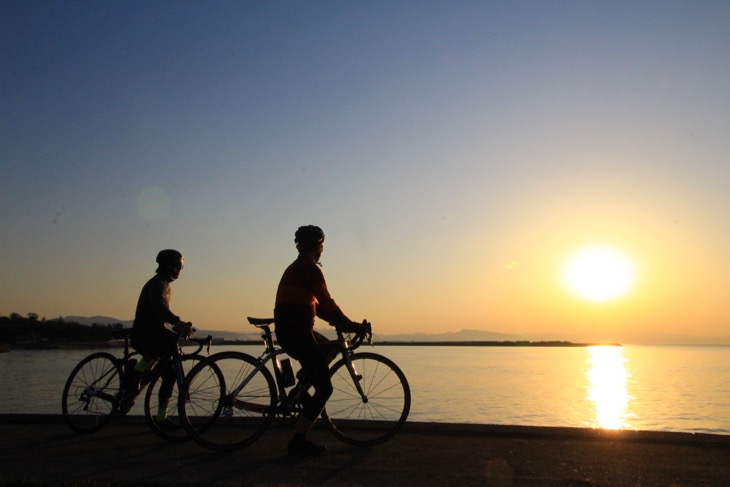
2 1 729 342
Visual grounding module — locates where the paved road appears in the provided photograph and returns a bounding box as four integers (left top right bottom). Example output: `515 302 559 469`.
1 415 729 486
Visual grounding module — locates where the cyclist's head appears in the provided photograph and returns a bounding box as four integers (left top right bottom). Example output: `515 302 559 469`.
294 225 325 253
155 249 184 277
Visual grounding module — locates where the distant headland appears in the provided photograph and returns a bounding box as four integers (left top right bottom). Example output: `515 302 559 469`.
0 313 619 349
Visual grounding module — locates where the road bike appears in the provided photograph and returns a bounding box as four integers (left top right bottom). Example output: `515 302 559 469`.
178 317 411 451
61 328 212 442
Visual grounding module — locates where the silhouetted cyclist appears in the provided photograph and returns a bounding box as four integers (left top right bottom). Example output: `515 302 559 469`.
274 226 367 456
129 249 193 431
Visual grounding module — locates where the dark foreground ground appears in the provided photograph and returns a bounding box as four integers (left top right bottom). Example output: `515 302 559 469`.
1 415 728 486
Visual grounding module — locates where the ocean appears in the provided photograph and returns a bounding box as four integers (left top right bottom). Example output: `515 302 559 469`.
1 344 728 435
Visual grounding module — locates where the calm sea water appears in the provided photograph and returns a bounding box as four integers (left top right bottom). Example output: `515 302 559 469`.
1 344 728 435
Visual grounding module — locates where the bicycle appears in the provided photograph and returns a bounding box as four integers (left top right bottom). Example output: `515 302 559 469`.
61 328 212 442
178 317 411 451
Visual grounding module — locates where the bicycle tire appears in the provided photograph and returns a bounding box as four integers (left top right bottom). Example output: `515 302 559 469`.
325 352 411 447
62 352 123 434
179 351 276 451
144 355 203 442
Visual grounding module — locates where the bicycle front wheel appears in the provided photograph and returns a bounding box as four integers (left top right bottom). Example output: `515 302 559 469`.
62 352 123 434
326 352 411 447
179 351 276 451
144 355 203 442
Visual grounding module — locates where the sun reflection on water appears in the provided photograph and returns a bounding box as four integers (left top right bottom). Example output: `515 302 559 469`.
585 346 632 429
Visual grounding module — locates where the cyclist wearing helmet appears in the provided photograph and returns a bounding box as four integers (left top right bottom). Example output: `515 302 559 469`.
275 225 367 456
129 249 193 429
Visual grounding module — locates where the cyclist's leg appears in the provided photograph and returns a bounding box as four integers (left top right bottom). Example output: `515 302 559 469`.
292 332 338 410
277 327 331 456
311 331 341 421
289 345 332 455
145 354 204 442
150 331 179 422
156 363 176 421
299 351 332 419
129 329 154 394
129 328 176 409
313 330 340 363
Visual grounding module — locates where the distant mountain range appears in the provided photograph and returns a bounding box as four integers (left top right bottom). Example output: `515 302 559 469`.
64 316 730 345
64 316 134 327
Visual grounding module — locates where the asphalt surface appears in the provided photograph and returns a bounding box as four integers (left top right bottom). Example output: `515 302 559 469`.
1 415 729 486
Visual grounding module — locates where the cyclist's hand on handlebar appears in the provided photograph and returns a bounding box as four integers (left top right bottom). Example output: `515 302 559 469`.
343 320 371 338
338 319 368 334
173 321 194 339
360 320 372 342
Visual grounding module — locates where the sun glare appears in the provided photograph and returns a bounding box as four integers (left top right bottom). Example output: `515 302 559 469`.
586 346 631 429
562 245 636 302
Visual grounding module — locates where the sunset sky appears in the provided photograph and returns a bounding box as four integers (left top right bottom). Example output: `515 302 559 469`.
2 1 729 343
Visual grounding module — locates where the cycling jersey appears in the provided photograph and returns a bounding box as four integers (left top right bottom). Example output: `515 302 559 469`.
132 273 179 356
274 254 348 328
274 254 347 422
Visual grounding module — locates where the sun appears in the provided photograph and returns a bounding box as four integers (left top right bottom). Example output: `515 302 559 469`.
562 245 636 302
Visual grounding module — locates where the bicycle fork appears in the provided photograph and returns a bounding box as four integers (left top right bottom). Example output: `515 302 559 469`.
172 360 188 402
342 352 368 403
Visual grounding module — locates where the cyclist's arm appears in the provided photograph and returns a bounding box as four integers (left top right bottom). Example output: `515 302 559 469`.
313 287 363 333
142 278 181 326
144 278 192 336
310 268 355 328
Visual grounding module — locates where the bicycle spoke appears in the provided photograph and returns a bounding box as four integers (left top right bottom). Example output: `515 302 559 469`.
62 353 122 434
179 351 276 451
326 352 410 447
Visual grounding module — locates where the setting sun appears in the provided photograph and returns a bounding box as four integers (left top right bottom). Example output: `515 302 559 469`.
562 246 636 302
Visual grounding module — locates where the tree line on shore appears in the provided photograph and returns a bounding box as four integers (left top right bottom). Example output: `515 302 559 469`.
0 313 124 346
1 312 611 348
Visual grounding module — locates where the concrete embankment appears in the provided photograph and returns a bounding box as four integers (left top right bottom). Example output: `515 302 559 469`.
1 415 728 486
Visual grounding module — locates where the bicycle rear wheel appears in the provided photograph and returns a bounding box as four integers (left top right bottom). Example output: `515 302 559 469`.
179 351 276 451
144 355 203 442
62 352 123 434
326 352 410 447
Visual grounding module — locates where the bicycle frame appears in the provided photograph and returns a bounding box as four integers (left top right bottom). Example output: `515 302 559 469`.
102 331 141 405
63 328 211 427
229 323 365 413
230 354 285 410
80 367 121 408
227 323 298 411
149 333 213 398
179 317 410 450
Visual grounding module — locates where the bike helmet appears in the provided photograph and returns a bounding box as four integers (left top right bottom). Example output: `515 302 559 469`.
294 225 325 250
156 249 183 272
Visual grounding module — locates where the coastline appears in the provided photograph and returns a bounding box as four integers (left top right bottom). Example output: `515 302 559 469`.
3 339 622 350
2 414 728 486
